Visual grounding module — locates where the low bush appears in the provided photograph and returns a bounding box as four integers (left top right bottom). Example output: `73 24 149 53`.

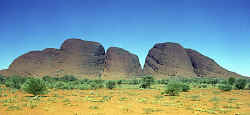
45 81 55 89
59 75 78 82
117 80 123 85
22 78 48 96
157 79 168 85
246 84 250 90
42 76 56 82
80 78 89 84
181 84 190 92
139 83 148 89
198 84 208 88
105 80 116 89
78 84 90 90
210 78 219 86
139 76 154 89
129 79 140 85
228 77 236 85
5 76 27 89
235 78 247 90
54 81 67 89
88 82 98 90
0 75 6 84
96 83 104 89
162 81 191 96
220 80 228 84
162 82 182 96
218 84 232 91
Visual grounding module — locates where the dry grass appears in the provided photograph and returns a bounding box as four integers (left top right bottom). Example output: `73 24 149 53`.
0 86 250 115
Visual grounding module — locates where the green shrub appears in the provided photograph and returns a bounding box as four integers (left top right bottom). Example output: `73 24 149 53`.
88 82 98 90
228 77 236 85
235 78 247 90
95 83 104 89
105 81 116 89
5 76 27 89
117 80 123 85
54 81 67 89
80 78 89 84
220 80 228 84
198 84 207 88
218 84 232 91
162 82 183 96
59 75 78 82
93 79 104 84
45 81 55 89
0 75 6 84
54 81 77 90
139 83 148 89
42 76 56 82
181 84 190 92
22 78 48 96
246 84 250 90
139 76 154 89
209 78 219 86
157 79 168 85
129 79 140 85
78 84 90 90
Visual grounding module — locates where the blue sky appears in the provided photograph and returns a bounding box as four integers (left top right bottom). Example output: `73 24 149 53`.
0 0 249 76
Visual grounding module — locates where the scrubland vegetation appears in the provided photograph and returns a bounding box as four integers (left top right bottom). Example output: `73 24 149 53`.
0 74 250 115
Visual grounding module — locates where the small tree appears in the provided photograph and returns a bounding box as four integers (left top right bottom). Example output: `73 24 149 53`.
42 76 56 82
5 75 27 89
59 75 78 82
0 75 6 84
139 76 154 89
89 81 98 90
235 78 247 90
54 81 67 89
105 80 116 89
228 77 236 85
117 80 123 85
210 78 218 87
181 84 190 92
246 84 250 90
218 84 232 91
162 82 182 96
22 78 48 96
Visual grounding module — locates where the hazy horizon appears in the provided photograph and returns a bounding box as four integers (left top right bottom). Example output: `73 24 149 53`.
0 0 250 77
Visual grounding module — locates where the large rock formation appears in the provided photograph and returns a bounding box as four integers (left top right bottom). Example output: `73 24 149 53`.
0 39 105 79
185 49 242 78
142 42 243 78
102 47 142 80
0 39 244 79
143 42 197 78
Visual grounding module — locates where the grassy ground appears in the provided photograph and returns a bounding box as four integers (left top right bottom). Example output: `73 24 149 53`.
0 85 250 115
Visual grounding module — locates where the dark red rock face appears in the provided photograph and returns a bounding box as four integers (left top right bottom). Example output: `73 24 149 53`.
143 42 197 78
103 47 142 80
4 39 105 78
185 49 242 78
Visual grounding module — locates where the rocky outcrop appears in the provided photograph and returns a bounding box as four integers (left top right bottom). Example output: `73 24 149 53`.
102 47 142 80
185 49 242 78
1 39 105 79
0 39 244 79
143 42 197 78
